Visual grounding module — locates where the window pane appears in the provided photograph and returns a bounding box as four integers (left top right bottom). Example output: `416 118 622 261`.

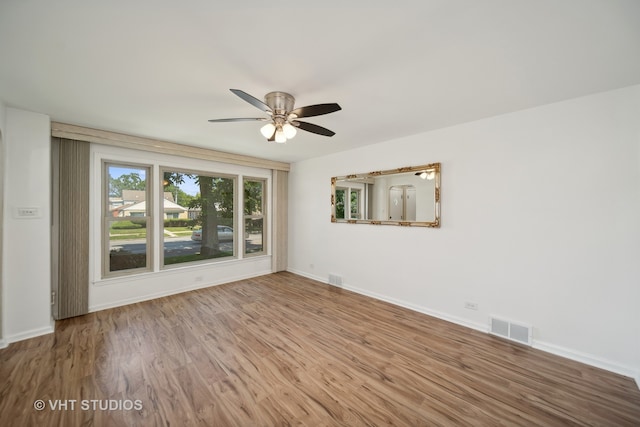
244 179 265 255
108 220 147 272
335 189 346 219
350 189 360 218
162 171 235 266
244 180 263 215
107 165 148 216
105 164 150 275
245 218 263 253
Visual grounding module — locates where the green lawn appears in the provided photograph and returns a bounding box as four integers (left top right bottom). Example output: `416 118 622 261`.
109 229 147 240
164 251 233 265
109 227 195 240
165 227 193 237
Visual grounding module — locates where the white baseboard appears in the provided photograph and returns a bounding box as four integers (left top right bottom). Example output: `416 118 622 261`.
532 340 638 380
288 268 487 334
6 325 55 344
343 282 488 334
89 270 272 313
287 268 327 285
0 338 7 349
287 268 639 387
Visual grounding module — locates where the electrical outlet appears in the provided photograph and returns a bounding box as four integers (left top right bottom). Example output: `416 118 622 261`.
465 301 478 311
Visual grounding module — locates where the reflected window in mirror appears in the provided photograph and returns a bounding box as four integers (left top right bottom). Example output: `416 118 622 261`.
335 187 363 220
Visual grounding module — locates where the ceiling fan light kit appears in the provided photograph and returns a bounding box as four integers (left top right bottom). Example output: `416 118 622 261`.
260 122 276 139
209 89 341 143
415 171 436 180
282 122 297 139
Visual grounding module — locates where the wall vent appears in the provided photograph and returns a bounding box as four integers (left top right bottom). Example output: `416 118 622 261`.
489 316 532 346
328 274 343 286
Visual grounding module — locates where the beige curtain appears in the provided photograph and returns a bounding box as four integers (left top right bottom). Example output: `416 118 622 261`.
51 137 90 319
272 169 288 272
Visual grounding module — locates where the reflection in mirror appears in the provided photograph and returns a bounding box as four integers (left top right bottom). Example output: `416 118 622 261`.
331 163 440 227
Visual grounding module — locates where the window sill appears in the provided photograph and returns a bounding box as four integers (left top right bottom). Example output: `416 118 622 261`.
93 254 271 287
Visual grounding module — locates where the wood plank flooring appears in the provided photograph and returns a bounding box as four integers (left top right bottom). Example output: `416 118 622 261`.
1 272 639 426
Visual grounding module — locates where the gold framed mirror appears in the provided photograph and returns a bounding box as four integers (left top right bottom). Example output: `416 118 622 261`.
331 163 440 227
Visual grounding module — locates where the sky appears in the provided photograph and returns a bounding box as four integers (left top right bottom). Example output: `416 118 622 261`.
109 166 200 196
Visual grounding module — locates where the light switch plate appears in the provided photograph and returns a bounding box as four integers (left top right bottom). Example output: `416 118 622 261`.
15 207 41 218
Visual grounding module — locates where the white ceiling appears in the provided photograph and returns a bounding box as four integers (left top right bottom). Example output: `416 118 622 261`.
1 0 639 163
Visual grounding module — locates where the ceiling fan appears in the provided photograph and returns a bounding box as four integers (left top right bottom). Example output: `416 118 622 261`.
208 89 341 143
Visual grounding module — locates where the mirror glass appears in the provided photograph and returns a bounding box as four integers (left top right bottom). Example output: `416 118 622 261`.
331 163 440 227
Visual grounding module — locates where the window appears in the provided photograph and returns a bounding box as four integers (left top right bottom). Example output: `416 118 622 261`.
335 187 361 220
100 154 269 279
244 178 265 255
104 163 152 275
162 170 236 266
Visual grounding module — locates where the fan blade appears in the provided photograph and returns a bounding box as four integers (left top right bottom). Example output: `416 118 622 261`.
295 121 336 137
267 131 276 142
290 103 341 119
230 89 271 112
208 118 266 123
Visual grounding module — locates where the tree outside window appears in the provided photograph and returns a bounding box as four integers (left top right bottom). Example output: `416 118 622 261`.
335 188 346 219
162 170 235 266
350 189 361 219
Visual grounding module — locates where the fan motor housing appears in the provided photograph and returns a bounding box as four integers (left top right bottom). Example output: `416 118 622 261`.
265 91 295 115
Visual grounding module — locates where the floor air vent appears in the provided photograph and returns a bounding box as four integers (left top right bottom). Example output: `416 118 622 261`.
328 274 343 286
489 316 532 346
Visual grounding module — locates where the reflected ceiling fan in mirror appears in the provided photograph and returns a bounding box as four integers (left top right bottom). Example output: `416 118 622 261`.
208 89 341 143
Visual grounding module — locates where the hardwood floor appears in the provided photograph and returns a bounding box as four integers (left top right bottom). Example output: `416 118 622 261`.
1 272 639 426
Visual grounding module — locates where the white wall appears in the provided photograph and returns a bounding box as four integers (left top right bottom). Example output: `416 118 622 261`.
2 108 53 343
288 85 640 379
